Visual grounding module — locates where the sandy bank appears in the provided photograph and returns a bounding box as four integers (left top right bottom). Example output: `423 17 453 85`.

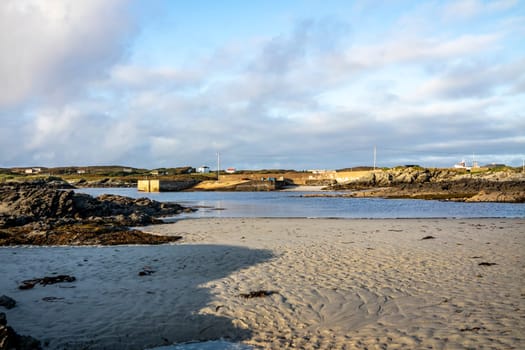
1 218 524 349
152 218 525 349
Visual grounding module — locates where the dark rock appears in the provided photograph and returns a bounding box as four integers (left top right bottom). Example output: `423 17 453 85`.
421 236 436 240
41 297 65 302
0 182 189 246
19 275 76 290
138 267 156 276
0 296 15 310
0 312 41 350
75 178 136 188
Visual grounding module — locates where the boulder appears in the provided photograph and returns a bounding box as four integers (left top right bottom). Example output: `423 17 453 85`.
0 296 15 310
0 313 41 350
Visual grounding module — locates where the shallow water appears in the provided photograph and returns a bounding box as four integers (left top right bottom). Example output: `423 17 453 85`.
77 188 525 219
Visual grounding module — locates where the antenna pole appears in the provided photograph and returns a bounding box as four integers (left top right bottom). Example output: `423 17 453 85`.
217 151 220 181
373 146 376 171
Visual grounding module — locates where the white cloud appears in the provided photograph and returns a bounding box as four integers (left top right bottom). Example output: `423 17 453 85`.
415 58 525 99
109 65 201 90
1 2 523 168
0 0 134 107
149 136 182 159
443 0 518 19
343 33 500 69
22 107 126 164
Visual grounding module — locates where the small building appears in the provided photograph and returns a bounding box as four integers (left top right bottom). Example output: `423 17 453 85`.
24 168 42 174
77 169 87 174
225 167 236 174
197 166 210 174
454 160 480 171
454 160 470 170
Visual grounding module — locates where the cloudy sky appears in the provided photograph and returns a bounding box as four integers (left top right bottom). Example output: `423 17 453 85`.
1 0 524 170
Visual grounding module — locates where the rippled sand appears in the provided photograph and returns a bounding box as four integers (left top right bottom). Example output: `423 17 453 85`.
155 218 525 349
1 218 523 349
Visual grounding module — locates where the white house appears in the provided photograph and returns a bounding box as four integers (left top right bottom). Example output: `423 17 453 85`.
197 166 210 174
454 160 468 169
24 168 42 174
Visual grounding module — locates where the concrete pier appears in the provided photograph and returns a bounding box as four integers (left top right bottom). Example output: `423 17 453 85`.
137 179 197 192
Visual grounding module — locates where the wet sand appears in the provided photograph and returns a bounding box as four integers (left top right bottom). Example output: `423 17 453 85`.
1 218 524 349
151 218 525 349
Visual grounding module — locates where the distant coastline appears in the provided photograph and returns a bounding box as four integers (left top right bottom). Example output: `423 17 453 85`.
3 165 523 202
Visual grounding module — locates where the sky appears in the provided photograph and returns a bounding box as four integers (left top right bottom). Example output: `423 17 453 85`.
1 0 524 170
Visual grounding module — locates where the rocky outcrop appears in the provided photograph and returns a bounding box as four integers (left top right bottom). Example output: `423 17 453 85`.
465 190 525 203
328 168 525 202
70 178 136 188
0 182 192 246
332 168 523 188
342 186 525 203
0 313 41 350
2 177 75 190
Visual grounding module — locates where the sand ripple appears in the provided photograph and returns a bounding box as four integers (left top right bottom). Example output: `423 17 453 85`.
167 218 525 349
1 218 523 349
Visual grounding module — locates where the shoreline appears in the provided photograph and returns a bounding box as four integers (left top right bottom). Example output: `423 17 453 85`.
2 218 523 349
169 214 525 222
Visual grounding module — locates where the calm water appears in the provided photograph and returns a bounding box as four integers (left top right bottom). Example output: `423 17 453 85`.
77 188 524 219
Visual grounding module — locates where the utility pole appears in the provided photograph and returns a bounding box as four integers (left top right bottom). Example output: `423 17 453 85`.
373 146 377 171
216 151 220 181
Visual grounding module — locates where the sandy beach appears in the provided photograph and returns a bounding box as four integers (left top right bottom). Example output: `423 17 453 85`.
1 218 524 349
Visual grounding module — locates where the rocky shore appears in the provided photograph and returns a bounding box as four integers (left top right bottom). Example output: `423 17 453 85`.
68 177 136 188
0 312 41 350
325 168 525 202
0 180 193 246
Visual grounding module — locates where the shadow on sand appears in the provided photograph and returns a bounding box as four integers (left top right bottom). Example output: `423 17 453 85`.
0 244 274 349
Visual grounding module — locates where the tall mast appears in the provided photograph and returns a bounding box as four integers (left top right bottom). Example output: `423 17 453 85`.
217 151 220 181
373 146 376 171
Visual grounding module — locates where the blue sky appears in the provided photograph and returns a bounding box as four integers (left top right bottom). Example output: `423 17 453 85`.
1 0 524 170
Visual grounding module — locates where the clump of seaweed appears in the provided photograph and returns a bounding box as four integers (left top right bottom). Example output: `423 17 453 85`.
239 290 278 299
